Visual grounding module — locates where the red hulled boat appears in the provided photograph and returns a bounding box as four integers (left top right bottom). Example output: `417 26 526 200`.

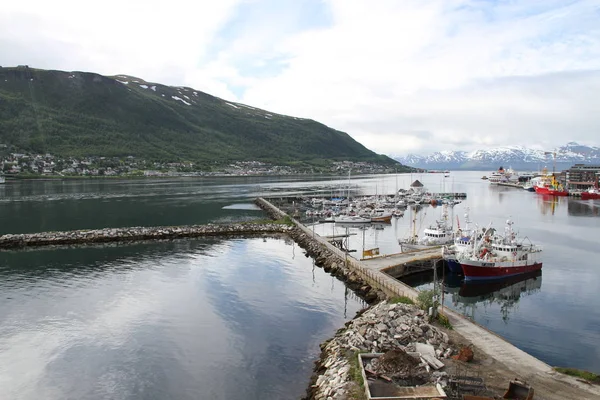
457 220 543 281
533 170 568 196
581 188 600 200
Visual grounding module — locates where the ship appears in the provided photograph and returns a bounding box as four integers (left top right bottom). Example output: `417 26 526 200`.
457 219 543 281
581 187 600 200
533 168 568 196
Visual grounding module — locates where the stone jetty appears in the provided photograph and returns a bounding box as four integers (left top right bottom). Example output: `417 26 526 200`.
305 300 455 400
0 223 292 249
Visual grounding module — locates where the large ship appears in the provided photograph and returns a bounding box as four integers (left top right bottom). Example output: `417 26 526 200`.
457 219 543 281
533 168 568 196
488 166 512 184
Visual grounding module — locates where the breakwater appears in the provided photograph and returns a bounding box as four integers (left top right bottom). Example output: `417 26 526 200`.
255 197 600 400
0 223 291 249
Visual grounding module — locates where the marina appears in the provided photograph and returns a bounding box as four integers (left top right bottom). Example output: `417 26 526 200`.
0 173 599 399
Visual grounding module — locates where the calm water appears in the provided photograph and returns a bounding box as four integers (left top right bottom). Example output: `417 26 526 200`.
0 237 364 400
0 172 599 400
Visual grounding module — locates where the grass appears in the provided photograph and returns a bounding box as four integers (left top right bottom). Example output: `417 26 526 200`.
436 312 453 330
347 351 368 400
389 295 415 305
554 367 600 384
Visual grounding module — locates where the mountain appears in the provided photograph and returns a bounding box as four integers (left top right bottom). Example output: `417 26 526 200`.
392 142 600 171
0 66 402 170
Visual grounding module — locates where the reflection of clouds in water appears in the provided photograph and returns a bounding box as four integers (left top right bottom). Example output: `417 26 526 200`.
199 238 364 398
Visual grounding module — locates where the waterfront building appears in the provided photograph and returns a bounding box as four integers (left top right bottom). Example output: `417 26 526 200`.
564 164 600 190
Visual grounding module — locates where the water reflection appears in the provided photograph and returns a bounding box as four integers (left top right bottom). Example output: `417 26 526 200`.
536 194 566 216
444 272 542 323
568 199 600 217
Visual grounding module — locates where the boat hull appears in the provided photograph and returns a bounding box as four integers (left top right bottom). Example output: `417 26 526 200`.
581 192 600 200
446 259 463 274
534 186 568 196
461 261 542 281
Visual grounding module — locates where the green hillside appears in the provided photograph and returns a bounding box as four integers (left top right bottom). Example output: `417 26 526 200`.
0 66 404 169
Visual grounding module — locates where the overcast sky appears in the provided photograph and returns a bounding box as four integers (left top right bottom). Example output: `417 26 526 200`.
2 0 600 156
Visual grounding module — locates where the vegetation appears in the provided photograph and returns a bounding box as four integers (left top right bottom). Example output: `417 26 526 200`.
554 367 600 384
347 351 368 400
389 295 415 305
0 67 408 170
416 289 437 311
416 289 453 328
436 312 453 330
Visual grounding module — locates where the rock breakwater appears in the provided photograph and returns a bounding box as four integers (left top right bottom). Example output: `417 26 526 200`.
287 226 385 303
0 223 291 249
305 300 455 400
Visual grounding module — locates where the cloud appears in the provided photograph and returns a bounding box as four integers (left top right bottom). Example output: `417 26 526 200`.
2 0 600 155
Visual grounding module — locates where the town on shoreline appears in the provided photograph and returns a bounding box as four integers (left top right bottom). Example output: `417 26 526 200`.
0 150 400 179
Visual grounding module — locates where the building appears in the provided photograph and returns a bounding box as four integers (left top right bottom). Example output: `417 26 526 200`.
565 164 600 190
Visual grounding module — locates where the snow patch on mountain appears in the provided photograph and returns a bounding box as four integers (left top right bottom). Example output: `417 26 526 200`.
392 143 600 170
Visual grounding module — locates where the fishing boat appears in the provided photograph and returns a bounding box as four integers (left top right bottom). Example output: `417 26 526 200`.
399 204 454 251
442 208 477 274
457 219 543 281
581 187 600 200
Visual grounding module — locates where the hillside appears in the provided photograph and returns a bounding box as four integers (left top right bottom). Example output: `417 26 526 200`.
392 142 600 171
0 66 402 169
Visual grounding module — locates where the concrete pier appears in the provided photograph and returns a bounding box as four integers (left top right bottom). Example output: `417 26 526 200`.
256 197 600 400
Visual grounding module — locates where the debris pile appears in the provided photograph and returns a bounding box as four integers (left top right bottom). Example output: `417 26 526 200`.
305 300 456 400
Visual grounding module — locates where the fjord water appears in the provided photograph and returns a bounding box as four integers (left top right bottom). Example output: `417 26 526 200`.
0 237 364 400
0 172 599 400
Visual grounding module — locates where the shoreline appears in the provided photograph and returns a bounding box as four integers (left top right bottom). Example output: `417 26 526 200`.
255 197 600 400
1 198 598 398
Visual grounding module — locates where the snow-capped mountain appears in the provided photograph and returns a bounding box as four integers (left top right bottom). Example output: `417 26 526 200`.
392 142 600 170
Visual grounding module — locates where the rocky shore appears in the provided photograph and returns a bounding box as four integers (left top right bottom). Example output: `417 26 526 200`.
0 223 292 249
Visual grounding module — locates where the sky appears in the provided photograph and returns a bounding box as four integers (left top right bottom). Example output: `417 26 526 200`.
1 0 600 156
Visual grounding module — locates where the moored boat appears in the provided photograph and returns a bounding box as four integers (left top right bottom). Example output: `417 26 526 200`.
370 208 393 222
334 215 371 224
581 187 600 200
457 219 543 281
442 208 478 274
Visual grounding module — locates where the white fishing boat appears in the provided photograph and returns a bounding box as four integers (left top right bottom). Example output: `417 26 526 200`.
398 204 454 251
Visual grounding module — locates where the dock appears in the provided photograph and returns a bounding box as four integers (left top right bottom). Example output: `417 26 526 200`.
496 182 524 189
360 247 442 273
255 197 600 400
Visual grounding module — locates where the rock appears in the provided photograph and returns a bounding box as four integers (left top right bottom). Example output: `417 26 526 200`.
376 323 388 332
